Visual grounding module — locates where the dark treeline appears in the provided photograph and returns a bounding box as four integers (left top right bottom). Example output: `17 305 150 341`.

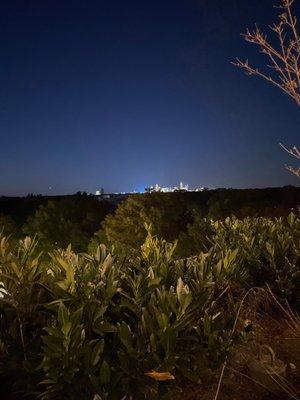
0 193 115 251
1 186 299 223
0 186 299 253
0 192 117 226
100 185 300 257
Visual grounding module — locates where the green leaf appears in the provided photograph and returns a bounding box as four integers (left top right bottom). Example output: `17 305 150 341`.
42 335 63 354
118 322 132 349
91 339 104 367
62 321 72 336
99 360 111 385
58 302 69 326
70 307 83 326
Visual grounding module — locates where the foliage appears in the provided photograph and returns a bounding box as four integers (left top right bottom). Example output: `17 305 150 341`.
23 196 114 251
208 214 300 302
177 215 214 257
101 188 300 257
0 213 299 399
0 214 17 235
102 193 197 254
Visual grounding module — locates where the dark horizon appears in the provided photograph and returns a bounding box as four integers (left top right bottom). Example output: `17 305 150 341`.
1 183 299 199
1 0 299 196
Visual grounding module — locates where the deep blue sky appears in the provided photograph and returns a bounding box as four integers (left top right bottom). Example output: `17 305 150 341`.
0 0 299 195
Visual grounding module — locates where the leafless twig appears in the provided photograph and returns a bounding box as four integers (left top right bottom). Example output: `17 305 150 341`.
233 0 300 178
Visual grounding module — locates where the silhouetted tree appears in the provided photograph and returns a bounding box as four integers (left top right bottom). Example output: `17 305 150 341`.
23 197 114 251
102 193 198 253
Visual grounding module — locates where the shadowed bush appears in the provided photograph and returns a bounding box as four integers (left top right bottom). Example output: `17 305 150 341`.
0 213 299 399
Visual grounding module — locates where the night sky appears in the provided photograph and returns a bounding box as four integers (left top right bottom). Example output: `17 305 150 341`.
1 0 299 196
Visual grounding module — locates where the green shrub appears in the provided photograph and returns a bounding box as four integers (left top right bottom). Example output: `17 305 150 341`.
0 213 299 399
208 214 300 301
23 197 113 252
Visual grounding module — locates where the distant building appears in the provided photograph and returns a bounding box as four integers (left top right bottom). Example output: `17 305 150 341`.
96 182 209 197
145 181 189 193
95 188 104 195
177 181 189 191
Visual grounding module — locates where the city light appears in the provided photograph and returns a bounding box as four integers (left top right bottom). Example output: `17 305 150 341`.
145 182 207 193
95 182 208 196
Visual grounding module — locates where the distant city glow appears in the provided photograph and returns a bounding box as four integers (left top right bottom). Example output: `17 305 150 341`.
145 182 208 193
95 182 208 196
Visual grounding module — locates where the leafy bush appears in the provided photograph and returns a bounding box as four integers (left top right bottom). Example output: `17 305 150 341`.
102 194 199 254
208 214 300 302
0 213 299 399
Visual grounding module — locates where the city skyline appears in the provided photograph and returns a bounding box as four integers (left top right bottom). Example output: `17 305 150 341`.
95 181 207 195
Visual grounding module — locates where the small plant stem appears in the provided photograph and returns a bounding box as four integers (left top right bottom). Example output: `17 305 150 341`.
18 315 27 361
213 361 227 400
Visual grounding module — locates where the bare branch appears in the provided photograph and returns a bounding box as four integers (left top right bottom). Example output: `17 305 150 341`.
286 165 300 177
280 143 300 178
280 143 300 159
234 0 300 106
234 0 300 178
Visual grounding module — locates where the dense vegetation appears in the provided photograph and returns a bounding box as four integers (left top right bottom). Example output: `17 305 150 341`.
100 186 300 257
0 193 115 251
0 209 299 399
1 186 299 254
